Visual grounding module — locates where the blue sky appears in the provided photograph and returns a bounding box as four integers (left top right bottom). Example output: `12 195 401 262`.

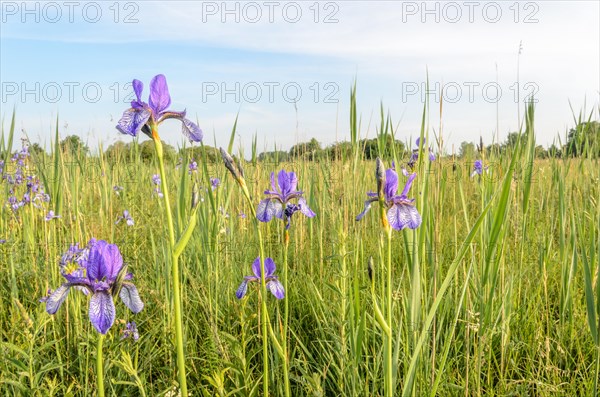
1 1 599 154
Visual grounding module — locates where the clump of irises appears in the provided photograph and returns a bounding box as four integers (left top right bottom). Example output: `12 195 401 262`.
43 239 143 397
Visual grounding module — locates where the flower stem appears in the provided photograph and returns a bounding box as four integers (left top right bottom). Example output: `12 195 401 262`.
241 188 270 397
282 230 291 397
153 132 187 396
97 334 104 397
385 228 393 397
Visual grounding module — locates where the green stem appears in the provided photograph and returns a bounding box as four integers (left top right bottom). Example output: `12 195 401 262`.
97 334 104 397
386 228 393 397
283 230 290 397
153 133 187 396
241 188 269 397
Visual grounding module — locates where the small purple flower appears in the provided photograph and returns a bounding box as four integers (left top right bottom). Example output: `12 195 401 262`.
471 160 488 178
188 160 198 174
236 257 284 300
113 185 124 195
44 210 60 221
116 210 134 226
43 239 144 334
356 160 422 230
121 321 140 341
257 170 316 229
408 137 436 169
116 74 202 142
0 239 6 244
210 177 220 190
151 174 164 198
239 212 247 219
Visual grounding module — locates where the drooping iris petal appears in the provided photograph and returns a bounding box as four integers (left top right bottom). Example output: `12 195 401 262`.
181 118 203 142
416 137 424 147
298 197 316 218
384 169 398 200
264 257 276 277
148 74 171 115
116 108 151 137
429 151 436 161
257 199 282 222
387 204 422 230
235 279 249 299
89 291 116 334
119 283 144 313
45 284 71 314
267 279 285 299
356 198 376 221
131 79 144 107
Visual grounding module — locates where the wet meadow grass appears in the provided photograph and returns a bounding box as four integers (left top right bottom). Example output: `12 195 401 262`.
1 101 599 396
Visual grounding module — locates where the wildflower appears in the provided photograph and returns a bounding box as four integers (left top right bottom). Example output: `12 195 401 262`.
121 321 140 341
0 239 6 244
407 137 435 169
113 185 124 195
151 174 163 198
188 159 198 174
44 210 60 221
116 210 134 226
471 160 488 177
210 177 220 190
236 257 284 299
356 159 422 230
116 74 202 142
239 212 247 219
257 170 316 229
43 239 144 334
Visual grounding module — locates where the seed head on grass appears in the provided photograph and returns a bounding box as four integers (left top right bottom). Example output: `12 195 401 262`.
42 239 144 334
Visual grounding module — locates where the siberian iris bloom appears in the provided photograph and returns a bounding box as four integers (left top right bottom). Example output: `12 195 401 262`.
116 210 134 226
236 257 284 299
43 239 144 334
257 170 315 229
356 162 422 230
408 137 436 168
210 177 220 190
121 321 140 341
151 174 163 198
44 210 60 221
188 159 198 174
471 160 488 177
116 74 202 142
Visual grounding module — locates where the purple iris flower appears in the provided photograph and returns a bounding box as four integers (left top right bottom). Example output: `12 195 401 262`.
188 159 198 174
210 177 220 190
121 321 140 341
116 210 134 226
116 74 202 142
471 160 488 177
44 210 60 221
151 174 164 198
257 170 316 229
43 239 144 334
408 137 436 168
356 163 422 230
236 257 284 300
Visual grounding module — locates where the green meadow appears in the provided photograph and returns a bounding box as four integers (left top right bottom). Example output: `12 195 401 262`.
1 97 599 396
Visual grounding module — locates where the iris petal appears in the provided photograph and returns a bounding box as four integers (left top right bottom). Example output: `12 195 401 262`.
267 279 285 299
387 204 422 230
298 197 316 218
89 291 116 334
148 74 172 115
119 282 144 313
236 279 249 299
356 198 376 221
181 118 203 142
116 108 151 137
45 284 70 314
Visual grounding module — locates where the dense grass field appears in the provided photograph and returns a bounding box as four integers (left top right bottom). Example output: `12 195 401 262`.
1 101 599 396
